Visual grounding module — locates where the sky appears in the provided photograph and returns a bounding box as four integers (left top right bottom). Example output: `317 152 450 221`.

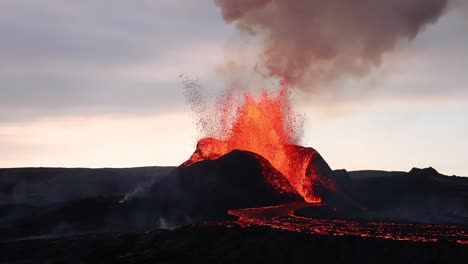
0 1 467 176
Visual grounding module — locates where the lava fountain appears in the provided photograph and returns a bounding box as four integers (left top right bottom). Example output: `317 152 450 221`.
183 81 335 203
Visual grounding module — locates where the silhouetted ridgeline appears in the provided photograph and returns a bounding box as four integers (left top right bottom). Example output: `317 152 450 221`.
0 160 467 241
0 166 174 206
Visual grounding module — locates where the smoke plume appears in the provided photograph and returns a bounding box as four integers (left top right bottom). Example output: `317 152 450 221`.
214 0 450 91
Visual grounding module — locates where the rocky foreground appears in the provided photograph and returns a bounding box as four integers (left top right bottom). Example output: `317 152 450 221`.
1 224 467 264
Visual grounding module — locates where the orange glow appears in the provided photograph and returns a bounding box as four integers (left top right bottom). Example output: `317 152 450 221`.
224 203 468 244
183 82 323 203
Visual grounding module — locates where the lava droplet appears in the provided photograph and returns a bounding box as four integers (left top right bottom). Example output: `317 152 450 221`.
183 81 328 203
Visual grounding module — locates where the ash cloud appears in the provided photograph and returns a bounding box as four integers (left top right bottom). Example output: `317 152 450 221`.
450 0 468 18
214 0 451 91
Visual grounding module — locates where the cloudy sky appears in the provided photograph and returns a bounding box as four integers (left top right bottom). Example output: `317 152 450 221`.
1 1 467 176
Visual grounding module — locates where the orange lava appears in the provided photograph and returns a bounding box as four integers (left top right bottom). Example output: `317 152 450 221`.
224 203 468 245
183 82 322 203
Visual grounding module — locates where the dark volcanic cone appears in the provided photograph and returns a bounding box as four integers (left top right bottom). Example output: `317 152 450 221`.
183 138 356 209
146 150 303 223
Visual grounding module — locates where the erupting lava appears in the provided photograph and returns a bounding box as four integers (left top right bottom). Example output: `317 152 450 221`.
183 81 331 203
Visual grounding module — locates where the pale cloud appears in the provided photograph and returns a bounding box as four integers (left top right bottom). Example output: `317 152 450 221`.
0 0 466 125
0 0 229 123
295 10 468 114
0 112 197 167
0 1 467 173
302 101 468 176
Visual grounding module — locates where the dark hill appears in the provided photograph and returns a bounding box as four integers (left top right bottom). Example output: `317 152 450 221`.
0 150 303 240
305 168 468 224
0 166 173 206
142 150 303 222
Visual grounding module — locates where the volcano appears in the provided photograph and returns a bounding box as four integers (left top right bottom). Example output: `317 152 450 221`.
145 150 302 222
182 138 346 205
138 82 354 225
183 81 342 204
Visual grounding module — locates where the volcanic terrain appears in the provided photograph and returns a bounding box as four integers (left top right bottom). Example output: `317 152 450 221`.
2 85 468 263
1 146 468 263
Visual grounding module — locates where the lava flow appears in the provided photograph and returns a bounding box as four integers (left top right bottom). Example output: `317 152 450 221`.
183 81 330 203
182 80 468 246
225 203 468 245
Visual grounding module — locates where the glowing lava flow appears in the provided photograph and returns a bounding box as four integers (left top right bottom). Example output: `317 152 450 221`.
225 203 468 245
183 82 328 203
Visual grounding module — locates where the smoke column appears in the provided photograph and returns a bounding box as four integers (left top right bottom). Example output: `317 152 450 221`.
214 0 450 91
